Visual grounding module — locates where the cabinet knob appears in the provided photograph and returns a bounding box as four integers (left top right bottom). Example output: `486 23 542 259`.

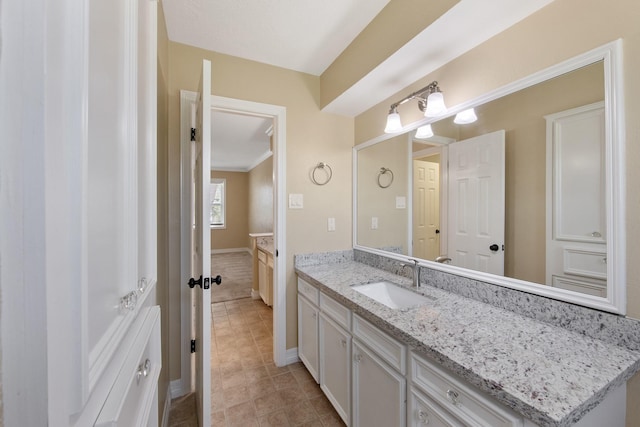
120 290 138 312
341 339 347 348
446 389 460 405
354 353 363 363
418 410 430 424
136 359 151 384
591 231 602 238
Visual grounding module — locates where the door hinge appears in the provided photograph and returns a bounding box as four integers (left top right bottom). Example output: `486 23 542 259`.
190 339 196 353
190 127 196 141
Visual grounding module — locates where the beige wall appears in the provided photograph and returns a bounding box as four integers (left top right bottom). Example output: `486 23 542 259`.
248 157 274 237
164 41 354 381
156 1 170 416
353 0 640 423
210 171 249 250
357 135 409 252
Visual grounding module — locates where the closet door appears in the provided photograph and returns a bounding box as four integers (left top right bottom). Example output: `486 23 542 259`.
70 0 157 413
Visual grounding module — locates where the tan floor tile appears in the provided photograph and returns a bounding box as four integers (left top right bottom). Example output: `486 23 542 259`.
264 362 289 377
221 371 247 390
245 365 270 383
277 386 307 407
225 401 256 420
299 380 324 399
223 384 250 408
219 359 243 376
273 372 298 390
283 401 317 425
298 420 323 427
226 414 259 427
211 390 225 413
309 395 335 418
211 410 226 425
257 409 290 427
320 412 346 426
250 377 276 398
253 391 285 416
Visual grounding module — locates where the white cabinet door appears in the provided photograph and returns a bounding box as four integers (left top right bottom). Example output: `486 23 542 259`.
298 294 320 382
352 340 406 427
319 313 351 425
409 387 465 427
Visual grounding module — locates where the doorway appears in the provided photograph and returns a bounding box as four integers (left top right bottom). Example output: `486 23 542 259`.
179 91 288 398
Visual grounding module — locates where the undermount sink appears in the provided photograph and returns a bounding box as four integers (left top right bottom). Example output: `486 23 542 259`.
351 281 435 309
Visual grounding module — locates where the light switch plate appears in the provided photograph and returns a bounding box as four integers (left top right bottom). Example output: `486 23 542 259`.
396 196 406 209
327 217 335 232
289 193 303 209
371 217 378 230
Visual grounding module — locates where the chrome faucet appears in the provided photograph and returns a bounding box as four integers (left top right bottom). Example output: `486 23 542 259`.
402 259 421 289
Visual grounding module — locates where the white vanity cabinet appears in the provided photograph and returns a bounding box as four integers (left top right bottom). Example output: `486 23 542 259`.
298 279 320 382
319 294 352 425
352 314 407 427
410 352 523 427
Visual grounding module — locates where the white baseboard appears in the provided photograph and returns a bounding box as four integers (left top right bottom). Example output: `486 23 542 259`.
170 379 187 399
285 347 300 365
251 289 260 299
161 384 171 427
211 247 251 255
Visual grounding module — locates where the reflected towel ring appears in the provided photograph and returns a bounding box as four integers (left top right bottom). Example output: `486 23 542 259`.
378 167 394 188
311 162 333 185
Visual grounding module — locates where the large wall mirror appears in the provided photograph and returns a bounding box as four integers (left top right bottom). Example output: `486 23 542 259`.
353 41 626 314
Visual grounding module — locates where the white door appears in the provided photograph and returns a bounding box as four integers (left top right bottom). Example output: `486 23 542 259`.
448 130 505 275
413 159 440 261
545 102 607 296
189 59 212 426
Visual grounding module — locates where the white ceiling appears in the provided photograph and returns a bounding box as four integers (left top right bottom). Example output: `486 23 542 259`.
211 111 272 172
164 0 555 169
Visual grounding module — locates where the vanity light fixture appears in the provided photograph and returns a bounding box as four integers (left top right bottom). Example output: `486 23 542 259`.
454 108 478 124
384 81 447 133
415 124 434 139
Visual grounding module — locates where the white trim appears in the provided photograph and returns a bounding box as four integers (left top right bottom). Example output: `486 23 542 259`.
179 90 197 396
180 93 289 387
209 95 288 367
170 379 187 399
211 247 252 255
353 40 626 314
285 347 301 365
161 384 172 427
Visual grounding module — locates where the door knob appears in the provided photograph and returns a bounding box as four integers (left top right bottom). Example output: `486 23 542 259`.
489 244 499 252
188 275 203 289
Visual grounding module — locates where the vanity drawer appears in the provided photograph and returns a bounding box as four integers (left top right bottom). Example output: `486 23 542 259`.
298 278 319 305
409 387 465 427
320 292 351 330
95 306 161 427
411 352 522 427
353 314 406 374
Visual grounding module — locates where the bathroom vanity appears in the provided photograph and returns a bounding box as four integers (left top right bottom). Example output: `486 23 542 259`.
250 233 274 305
295 250 640 427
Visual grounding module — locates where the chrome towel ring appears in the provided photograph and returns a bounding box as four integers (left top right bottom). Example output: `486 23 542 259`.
377 167 394 188
311 162 333 185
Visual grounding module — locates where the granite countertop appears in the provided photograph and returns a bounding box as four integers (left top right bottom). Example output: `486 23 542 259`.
256 237 274 257
295 260 640 427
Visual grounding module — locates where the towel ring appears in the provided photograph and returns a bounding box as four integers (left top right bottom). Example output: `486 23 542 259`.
377 167 394 188
311 162 333 185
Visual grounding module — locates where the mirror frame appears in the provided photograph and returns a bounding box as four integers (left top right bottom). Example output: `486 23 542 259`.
353 40 626 314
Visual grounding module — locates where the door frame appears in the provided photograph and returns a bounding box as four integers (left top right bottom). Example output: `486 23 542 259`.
179 91 287 394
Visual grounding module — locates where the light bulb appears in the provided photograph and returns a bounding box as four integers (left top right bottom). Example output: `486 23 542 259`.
454 108 478 124
424 92 447 117
384 112 403 133
415 124 434 139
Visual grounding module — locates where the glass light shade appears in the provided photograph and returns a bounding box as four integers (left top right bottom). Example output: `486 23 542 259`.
384 112 403 133
424 92 447 117
415 124 434 139
454 108 478 124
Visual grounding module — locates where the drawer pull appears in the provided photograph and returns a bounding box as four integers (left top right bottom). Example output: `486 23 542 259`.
120 290 138 312
136 359 151 384
418 410 430 424
446 389 459 405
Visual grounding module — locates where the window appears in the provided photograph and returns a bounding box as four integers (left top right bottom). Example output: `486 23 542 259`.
210 178 225 228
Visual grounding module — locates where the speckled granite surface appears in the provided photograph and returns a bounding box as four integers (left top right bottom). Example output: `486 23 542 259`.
294 256 640 427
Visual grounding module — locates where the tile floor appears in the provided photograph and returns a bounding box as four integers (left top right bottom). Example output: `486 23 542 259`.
168 297 345 426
